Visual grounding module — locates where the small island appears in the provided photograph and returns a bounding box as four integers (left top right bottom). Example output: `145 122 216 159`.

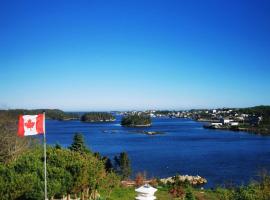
81 112 115 122
121 114 152 127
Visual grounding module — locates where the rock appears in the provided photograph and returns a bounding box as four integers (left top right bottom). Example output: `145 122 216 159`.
160 175 207 185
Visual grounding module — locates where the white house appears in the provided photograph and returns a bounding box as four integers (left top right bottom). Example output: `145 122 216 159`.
150 113 156 118
221 118 233 124
135 184 157 200
229 121 239 126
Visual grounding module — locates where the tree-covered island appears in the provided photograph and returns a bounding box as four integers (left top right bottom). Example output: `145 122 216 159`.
81 112 115 122
121 114 151 127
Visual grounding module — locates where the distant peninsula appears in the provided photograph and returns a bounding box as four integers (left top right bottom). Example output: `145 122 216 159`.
0 109 79 121
121 114 151 127
81 112 115 122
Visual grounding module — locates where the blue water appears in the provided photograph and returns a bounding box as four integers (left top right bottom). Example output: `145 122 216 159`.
45 117 270 188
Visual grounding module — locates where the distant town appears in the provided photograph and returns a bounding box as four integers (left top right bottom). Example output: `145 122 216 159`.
119 105 270 135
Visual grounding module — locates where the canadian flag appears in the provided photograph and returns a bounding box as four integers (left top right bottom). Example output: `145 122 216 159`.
18 114 45 137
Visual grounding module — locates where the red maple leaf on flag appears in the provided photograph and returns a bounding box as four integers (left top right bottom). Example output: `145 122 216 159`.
25 119 35 130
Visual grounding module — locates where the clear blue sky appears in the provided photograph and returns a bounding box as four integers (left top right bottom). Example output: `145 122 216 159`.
1 0 270 111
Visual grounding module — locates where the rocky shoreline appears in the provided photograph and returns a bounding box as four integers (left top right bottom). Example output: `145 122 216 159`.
121 175 207 187
160 175 207 185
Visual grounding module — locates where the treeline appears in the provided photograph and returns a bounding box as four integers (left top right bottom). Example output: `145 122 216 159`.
121 114 151 127
81 112 115 122
0 109 79 120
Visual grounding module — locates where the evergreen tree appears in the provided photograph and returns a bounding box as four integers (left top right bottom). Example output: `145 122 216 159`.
69 133 90 153
114 152 131 180
103 157 113 172
54 143 62 149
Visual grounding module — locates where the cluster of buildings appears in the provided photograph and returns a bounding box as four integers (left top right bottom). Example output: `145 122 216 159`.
119 108 263 129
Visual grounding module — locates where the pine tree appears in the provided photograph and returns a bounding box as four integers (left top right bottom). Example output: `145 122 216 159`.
114 152 131 180
103 157 113 172
69 133 90 153
55 143 62 149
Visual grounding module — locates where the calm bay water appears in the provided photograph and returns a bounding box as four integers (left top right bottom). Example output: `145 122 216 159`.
46 116 270 188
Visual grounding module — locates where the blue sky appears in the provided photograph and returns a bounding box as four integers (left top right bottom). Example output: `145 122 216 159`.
0 0 270 111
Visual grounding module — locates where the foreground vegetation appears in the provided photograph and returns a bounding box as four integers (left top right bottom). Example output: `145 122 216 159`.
121 114 151 127
0 133 132 200
81 112 115 122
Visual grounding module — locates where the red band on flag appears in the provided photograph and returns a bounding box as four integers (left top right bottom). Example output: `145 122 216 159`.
36 114 44 133
18 115 25 137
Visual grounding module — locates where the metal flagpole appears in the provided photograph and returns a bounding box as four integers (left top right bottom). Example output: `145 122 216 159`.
43 112 47 200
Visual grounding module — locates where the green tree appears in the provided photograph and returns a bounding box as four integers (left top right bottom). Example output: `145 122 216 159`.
114 152 131 180
104 157 113 172
54 143 62 149
69 133 90 154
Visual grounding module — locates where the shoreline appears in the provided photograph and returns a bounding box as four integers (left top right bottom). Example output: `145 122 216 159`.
203 124 270 135
121 175 207 187
122 123 152 128
81 119 116 123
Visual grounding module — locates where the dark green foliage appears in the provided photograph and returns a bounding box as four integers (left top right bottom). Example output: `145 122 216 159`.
81 112 115 122
94 153 113 172
69 133 90 154
104 157 113 172
0 147 120 200
238 106 270 134
114 152 131 180
54 143 62 149
0 109 79 121
239 106 270 125
121 114 151 127
94 152 101 159
185 188 195 200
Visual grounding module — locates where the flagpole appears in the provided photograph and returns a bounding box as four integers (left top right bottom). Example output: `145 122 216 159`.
43 112 47 200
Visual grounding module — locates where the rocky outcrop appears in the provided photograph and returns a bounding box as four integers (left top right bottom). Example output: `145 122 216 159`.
160 175 207 185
